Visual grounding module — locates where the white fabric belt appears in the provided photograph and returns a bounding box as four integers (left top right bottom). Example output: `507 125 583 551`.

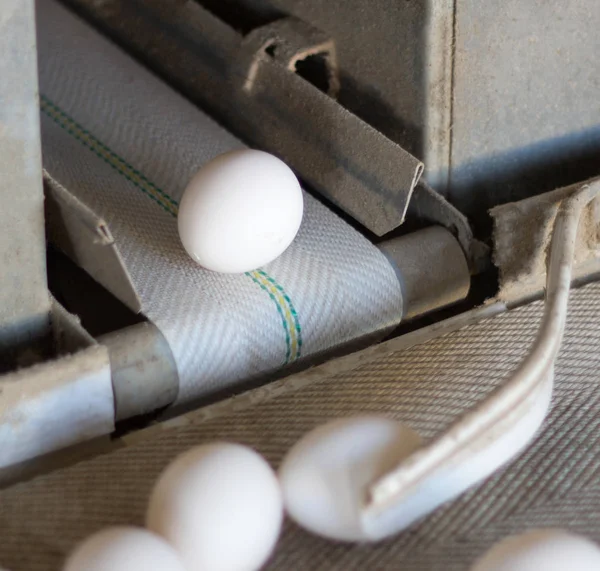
37 0 404 404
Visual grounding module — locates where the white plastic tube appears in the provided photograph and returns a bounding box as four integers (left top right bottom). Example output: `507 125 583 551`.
362 181 600 537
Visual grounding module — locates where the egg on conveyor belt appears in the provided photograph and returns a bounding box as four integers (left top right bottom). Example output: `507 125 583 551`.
147 442 283 571
178 149 304 273
62 527 186 571
470 529 600 571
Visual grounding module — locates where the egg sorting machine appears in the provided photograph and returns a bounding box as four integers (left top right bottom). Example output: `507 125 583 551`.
1 0 475 469
1 0 600 568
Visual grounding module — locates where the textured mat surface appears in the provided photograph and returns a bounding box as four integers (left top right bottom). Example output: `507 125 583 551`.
1 281 599 570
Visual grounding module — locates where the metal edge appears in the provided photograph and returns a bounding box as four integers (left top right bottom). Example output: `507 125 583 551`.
44 172 142 313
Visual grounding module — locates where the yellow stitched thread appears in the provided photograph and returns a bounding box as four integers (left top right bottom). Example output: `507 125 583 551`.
41 94 303 364
250 270 300 361
40 96 178 217
253 271 298 360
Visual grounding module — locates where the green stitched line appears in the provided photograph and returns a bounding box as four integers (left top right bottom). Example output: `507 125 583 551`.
40 93 300 364
40 95 178 216
256 269 302 354
249 270 299 361
246 273 292 364
41 95 178 207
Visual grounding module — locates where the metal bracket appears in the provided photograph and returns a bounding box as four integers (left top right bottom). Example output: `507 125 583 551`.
242 17 339 98
64 0 423 236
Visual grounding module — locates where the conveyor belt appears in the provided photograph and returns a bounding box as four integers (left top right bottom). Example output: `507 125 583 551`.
38 0 405 405
1 281 599 570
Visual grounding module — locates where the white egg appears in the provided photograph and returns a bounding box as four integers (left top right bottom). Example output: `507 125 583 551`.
63 527 185 571
147 442 283 571
178 149 303 273
471 529 600 571
278 415 422 542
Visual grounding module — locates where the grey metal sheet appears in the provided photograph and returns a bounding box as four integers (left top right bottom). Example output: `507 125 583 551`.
44 172 142 313
491 176 600 304
62 0 423 236
0 0 50 353
450 0 600 215
0 342 114 470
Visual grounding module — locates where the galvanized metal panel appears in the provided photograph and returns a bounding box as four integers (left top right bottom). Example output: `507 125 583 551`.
450 0 600 215
0 343 114 469
0 0 50 352
62 0 424 236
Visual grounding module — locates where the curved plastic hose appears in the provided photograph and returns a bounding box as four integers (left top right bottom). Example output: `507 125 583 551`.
365 181 600 520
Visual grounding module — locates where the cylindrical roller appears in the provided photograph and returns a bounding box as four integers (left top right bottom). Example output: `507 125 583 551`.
101 228 466 421
99 322 179 421
379 226 470 320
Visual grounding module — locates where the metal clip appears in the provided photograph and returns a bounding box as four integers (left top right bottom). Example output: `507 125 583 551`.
241 17 339 97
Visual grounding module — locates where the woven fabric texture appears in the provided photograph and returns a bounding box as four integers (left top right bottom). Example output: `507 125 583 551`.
1 281 599 570
37 0 403 404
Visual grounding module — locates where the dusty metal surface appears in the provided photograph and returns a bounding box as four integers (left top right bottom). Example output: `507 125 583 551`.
63 0 424 236
195 0 453 190
50 296 96 354
0 342 114 470
58 0 483 254
450 0 600 216
0 0 51 355
241 16 339 97
0 4 117 473
114 0 600 217
0 294 115 471
492 176 600 304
